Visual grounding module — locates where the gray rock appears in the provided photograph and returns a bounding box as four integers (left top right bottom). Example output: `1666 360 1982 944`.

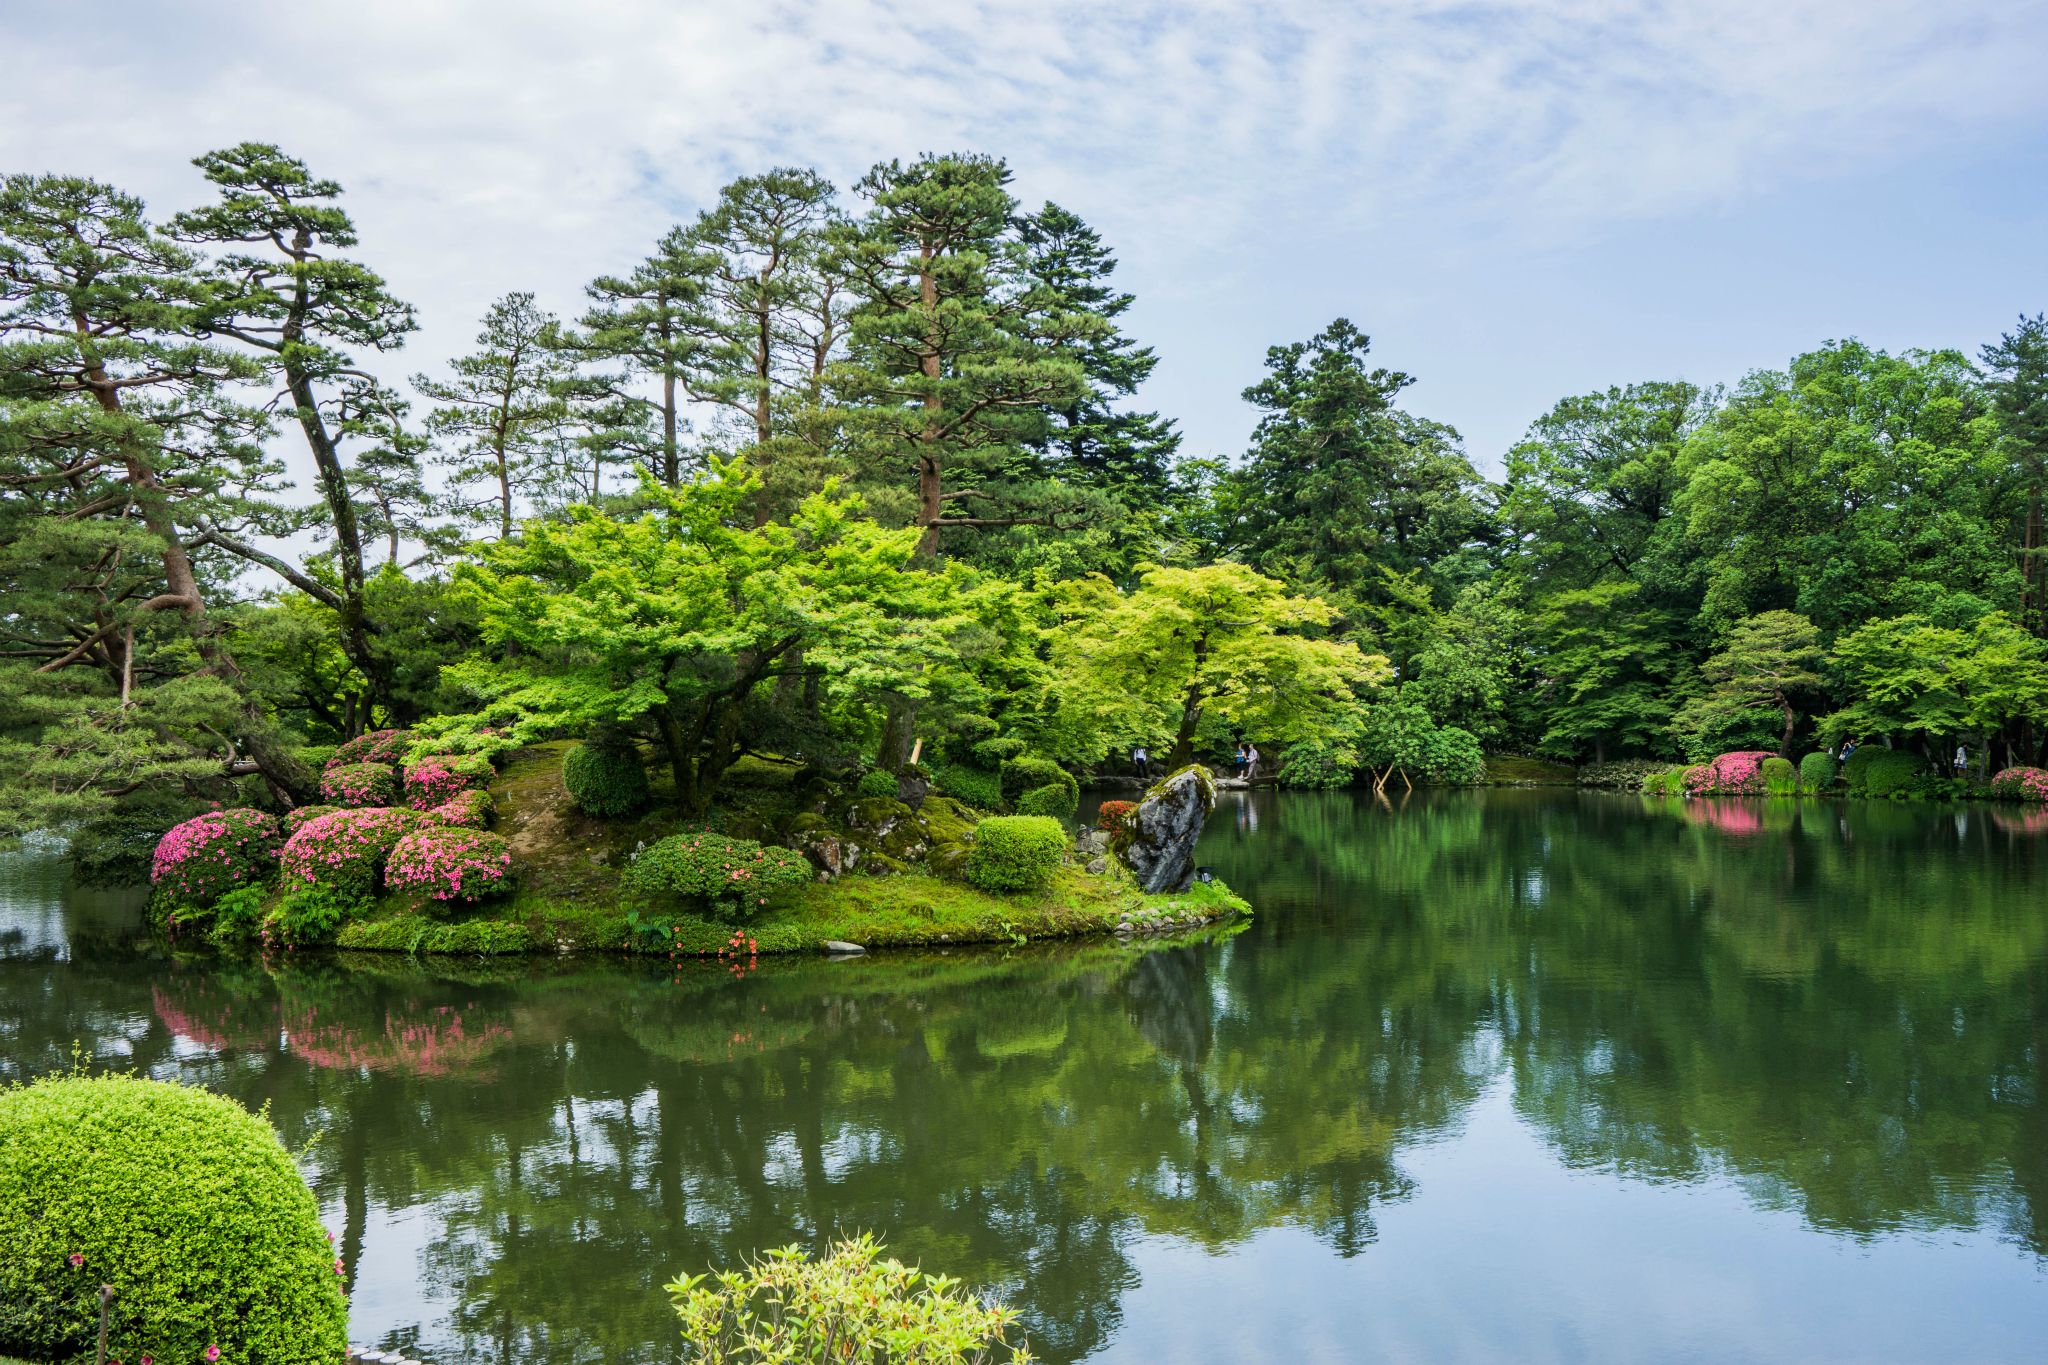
896 771 932 809
823 939 866 955
790 827 861 876
1085 855 1107 875
1117 765 1216 893
1077 829 1111 856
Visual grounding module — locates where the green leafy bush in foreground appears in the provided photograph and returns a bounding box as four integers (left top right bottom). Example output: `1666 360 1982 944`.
667 1234 1032 1365
0 1073 347 1365
626 831 814 919
1798 751 1837 792
964 815 1067 893
1762 756 1799 793
563 739 651 818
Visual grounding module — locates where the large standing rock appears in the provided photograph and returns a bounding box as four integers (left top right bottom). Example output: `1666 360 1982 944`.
1117 765 1216 892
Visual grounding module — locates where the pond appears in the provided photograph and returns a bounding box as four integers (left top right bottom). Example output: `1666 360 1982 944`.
5 789 2048 1363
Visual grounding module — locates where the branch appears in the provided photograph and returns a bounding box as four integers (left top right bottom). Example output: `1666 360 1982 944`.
186 518 346 610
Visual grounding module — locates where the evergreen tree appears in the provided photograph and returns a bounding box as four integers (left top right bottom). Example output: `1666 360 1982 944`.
570 226 708 487
1980 314 2048 635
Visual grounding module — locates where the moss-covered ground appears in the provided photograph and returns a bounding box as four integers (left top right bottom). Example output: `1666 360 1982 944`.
1480 754 1578 785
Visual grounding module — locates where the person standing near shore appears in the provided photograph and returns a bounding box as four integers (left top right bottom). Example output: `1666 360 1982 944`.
1244 742 1260 780
1233 741 1248 776
1132 744 1151 779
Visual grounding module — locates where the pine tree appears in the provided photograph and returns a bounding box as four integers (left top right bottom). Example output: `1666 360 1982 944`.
570 227 709 486
1981 315 2048 635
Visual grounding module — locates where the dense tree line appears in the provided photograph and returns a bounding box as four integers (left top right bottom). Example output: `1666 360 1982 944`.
5 142 2048 843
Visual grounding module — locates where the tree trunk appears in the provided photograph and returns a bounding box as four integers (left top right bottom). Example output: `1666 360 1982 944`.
876 693 918 771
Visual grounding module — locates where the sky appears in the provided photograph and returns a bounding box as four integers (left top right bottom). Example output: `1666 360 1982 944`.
4 0 2047 477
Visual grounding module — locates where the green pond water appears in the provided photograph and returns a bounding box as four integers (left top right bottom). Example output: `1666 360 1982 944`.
4 789 2048 1362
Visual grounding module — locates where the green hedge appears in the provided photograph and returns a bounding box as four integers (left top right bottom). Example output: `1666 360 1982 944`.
0 1074 347 1364
1761 756 1798 794
998 756 1076 809
1862 750 1931 798
564 740 651 818
932 763 1002 811
970 736 1027 767
1798 751 1837 792
1015 782 1079 820
963 816 1067 893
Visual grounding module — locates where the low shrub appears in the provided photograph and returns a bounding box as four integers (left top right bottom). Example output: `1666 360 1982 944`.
335 915 535 955
262 884 361 948
282 803 340 836
1689 751 1774 795
1798 751 1837 792
1639 768 1687 795
1991 766 2048 801
431 788 496 828
320 761 399 808
206 884 270 944
856 768 901 799
1861 749 1932 798
626 831 814 919
387 825 515 903
326 727 410 769
1680 764 1712 794
1096 799 1136 833
931 763 1002 811
403 752 495 810
1840 746 1883 794
279 806 424 897
668 1234 1028 1365
1762 756 1799 794
970 736 1027 767
999 755 1077 809
1015 782 1079 820
149 808 282 907
1278 736 1356 789
563 739 651 818
1579 759 1672 790
963 815 1067 893
0 1073 347 1364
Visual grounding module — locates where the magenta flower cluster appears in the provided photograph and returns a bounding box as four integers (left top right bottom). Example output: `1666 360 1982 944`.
402 753 494 810
386 825 515 902
326 728 411 769
1684 751 1774 795
280 807 428 897
319 762 399 808
149 809 282 905
1991 766 2048 802
430 789 496 828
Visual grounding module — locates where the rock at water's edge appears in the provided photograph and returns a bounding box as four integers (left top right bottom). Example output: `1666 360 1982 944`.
1117 764 1216 892
823 940 867 955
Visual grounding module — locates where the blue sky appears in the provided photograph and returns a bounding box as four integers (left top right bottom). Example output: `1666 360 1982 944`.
5 0 2046 476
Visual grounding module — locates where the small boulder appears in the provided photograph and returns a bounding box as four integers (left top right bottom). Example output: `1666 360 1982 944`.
823 940 866 955
1118 765 1216 893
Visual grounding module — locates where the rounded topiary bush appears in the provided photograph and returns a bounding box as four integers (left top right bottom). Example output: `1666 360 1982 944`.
326 727 410 770
999 755 1077 810
1840 746 1883 794
387 825 515 903
1278 736 1355 789
971 736 1027 768
1680 764 1712 795
430 788 496 828
1761 756 1798 794
1991 766 2048 801
932 763 1003 811
963 815 1067 893
0 1073 347 1365
1015 782 1078 819
857 768 901 799
563 739 651 818
1861 749 1931 798
1692 751 1773 795
149 808 282 907
626 831 813 919
281 803 340 836
279 806 424 897
403 752 494 810
1798 751 1837 793
320 760 399 808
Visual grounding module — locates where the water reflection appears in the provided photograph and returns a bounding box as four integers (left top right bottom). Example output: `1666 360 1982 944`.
3 789 2047 1362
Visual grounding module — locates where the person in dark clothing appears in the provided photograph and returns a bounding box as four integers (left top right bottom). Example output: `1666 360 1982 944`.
1132 744 1150 779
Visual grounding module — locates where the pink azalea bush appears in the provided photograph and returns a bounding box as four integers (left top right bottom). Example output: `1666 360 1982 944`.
1684 751 1774 795
1990 766 2048 801
281 804 340 836
403 753 494 810
430 789 496 828
326 728 411 770
386 826 515 903
280 807 427 898
320 761 399 808
150 809 282 905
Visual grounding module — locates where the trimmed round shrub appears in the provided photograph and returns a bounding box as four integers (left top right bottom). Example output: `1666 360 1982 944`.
1840 746 1883 794
626 831 813 918
999 755 1077 809
279 806 424 897
971 736 1027 768
1690 751 1773 795
932 763 1002 811
1096 799 1136 833
326 727 410 770
431 788 497 828
563 740 651 818
281 803 340 836
963 815 1067 893
387 825 515 903
149 808 281 907
1680 764 1712 795
1991 766 2048 801
403 752 494 810
0 1073 348 1364
1279 736 1356 789
857 768 901 799
1015 782 1078 819
1861 749 1931 798
1798 751 1837 792
1761 756 1798 794
320 760 398 808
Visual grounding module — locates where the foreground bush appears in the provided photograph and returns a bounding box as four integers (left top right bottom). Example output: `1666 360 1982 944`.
1991 766 2048 801
1762 756 1798 794
627 831 813 918
279 806 424 897
387 825 515 903
326 727 410 769
282 803 340 836
964 815 1067 893
1798 751 1837 792
0 1073 347 1364
431 788 496 828
403 752 495 810
667 1234 1031 1365
150 808 282 907
856 767 901 799
563 739 651 818
319 760 399 807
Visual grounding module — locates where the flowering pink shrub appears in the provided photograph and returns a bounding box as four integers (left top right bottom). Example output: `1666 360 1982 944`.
150 809 282 905
280 806 426 897
282 804 340 836
403 753 494 810
321 761 398 808
386 825 515 903
1990 766 2048 802
1684 751 1774 795
430 789 496 828
326 728 411 770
